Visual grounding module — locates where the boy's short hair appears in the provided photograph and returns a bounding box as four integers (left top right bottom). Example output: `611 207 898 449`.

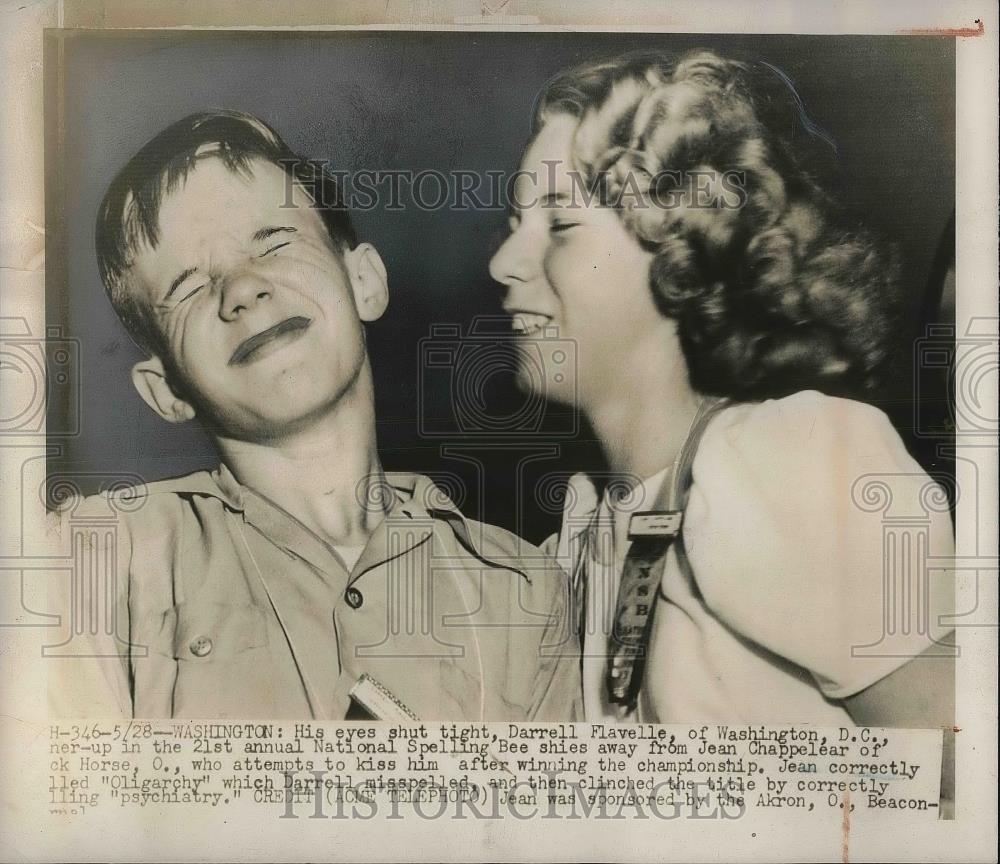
96 109 357 355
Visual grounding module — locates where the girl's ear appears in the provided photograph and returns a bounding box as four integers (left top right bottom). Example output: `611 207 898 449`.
343 242 389 323
131 355 196 423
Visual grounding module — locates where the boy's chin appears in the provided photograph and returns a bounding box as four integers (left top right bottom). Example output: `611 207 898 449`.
193 401 307 443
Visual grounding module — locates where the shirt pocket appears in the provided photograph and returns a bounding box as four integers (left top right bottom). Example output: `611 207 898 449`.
171 601 269 662
169 602 274 717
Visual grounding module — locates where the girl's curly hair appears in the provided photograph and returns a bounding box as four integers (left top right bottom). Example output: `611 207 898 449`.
533 50 903 401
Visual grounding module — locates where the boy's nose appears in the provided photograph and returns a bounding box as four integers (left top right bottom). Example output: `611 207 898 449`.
219 268 272 321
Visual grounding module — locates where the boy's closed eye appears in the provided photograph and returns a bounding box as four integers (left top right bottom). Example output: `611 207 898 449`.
159 266 202 309
177 281 208 303
259 241 291 256
159 225 300 308
253 225 298 257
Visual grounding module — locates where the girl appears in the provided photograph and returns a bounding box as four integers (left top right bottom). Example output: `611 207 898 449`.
489 50 955 731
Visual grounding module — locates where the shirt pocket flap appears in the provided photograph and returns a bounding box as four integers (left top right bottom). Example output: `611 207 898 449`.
171 602 269 661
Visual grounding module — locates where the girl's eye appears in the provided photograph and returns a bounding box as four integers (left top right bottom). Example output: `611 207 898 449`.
549 221 579 234
260 241 291 257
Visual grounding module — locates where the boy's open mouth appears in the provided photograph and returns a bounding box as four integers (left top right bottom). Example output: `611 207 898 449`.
229 316 312 365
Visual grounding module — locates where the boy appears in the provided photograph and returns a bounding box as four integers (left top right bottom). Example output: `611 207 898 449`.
48 110 579 721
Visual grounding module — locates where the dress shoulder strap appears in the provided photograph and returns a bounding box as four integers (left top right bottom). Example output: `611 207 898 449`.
670 397 731 594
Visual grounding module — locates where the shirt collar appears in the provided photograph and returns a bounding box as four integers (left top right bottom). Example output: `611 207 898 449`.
127 464 245 511
170 465 514 580
384 471 463 521
162 466 454 515
601 466 671 551
205 465 466 519
211 462 247 511
559 468 671 562
381 471 516 578
562 472 601 542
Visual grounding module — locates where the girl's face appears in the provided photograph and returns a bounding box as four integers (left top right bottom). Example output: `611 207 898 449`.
489 114 665 408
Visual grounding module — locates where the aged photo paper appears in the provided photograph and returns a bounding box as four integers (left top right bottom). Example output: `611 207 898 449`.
1 1 996 861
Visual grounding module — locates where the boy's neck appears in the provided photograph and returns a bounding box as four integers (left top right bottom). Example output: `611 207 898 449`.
215 371 387 549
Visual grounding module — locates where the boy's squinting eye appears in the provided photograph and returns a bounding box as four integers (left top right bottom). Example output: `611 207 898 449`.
178 282 207 303
251 225 298 257
259 241 291 257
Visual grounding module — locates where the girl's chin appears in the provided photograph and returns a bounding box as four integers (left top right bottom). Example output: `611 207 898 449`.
516 371 576 405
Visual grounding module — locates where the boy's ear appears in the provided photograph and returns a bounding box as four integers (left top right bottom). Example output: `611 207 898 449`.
343 242 389 323
131 356 196 424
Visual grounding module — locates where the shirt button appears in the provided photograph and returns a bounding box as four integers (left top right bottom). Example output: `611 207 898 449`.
189 636 213 657
345 587 364 609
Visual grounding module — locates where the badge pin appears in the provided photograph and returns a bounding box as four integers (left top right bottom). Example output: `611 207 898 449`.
627 510 682 540
348 674 420 722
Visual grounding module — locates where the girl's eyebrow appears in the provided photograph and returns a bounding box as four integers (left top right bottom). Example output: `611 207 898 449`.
506 191 572 221
251 225 298 243
540 192 572 207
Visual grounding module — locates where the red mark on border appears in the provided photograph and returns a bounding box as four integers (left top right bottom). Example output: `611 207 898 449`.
901 18 984 37
841 790 851 864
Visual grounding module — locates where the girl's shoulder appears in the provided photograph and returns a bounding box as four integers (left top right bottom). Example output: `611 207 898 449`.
683 390 954 699
698 390 914 481
688 389 947 564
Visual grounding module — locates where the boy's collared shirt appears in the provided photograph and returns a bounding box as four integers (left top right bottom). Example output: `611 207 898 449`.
48 466 581 721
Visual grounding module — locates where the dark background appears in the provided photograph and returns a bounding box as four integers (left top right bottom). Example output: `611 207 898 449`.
45 31 955 542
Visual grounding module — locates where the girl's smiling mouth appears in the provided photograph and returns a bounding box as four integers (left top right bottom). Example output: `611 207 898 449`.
507 310 553 336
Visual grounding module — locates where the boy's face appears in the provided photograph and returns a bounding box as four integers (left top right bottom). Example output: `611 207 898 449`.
129 157 385 440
